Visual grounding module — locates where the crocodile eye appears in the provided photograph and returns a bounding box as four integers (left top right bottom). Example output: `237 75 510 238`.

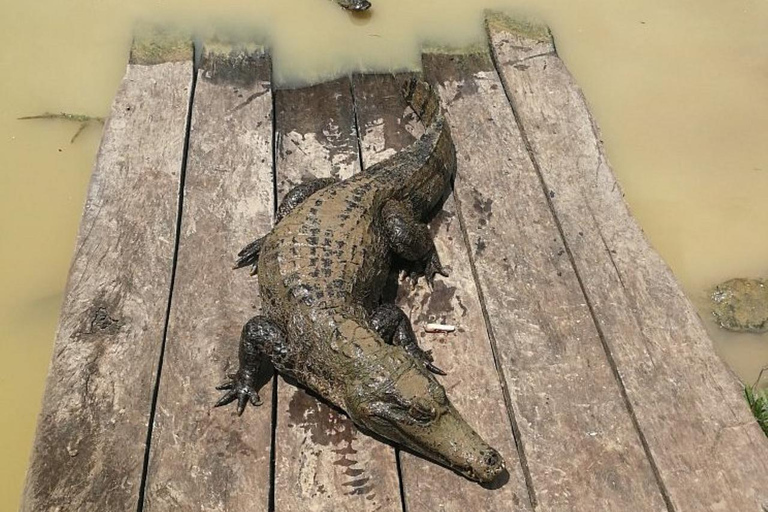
409 401 437 423
429 383 448 405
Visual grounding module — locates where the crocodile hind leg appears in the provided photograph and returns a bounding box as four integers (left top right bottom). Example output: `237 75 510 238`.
215 315 289 415
382 199 449 288
235 177 338 273
370 303 446 375
275 177 339 223
234 237 265 275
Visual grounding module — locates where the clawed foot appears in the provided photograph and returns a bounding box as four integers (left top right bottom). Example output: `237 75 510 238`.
370 303 448 376
234 238 263 275
215 371 262 415
407 251 450 288
408 346 447 376
425 251 450 288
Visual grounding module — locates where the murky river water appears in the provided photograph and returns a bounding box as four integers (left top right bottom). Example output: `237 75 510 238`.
1 0 767 508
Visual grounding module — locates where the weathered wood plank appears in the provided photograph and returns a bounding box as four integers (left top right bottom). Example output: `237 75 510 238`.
142 44 275 511
422 52 669 510
20 31 194 512
487 13 768 511
272 78 403 512
351 73 533 512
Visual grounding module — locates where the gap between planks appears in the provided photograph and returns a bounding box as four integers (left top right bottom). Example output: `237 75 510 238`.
34 17 768 512
422 48 669 510
350 72 533 512
485 11 768 511
271 78 402 512
486 38 675 512
136 39 199 512
21 32 195 512
141 44 276 512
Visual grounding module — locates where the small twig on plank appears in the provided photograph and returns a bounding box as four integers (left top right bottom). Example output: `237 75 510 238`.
424 323 456 333
18 112 106 143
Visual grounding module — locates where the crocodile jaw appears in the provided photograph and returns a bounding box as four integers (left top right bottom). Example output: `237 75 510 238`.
388 402 506 483
346 364 505 483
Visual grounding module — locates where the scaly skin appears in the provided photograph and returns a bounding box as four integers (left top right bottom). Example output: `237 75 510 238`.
217 79 505 484
333 0 371 11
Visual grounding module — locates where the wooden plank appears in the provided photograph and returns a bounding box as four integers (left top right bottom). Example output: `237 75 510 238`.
350 73 533 512
487 13 768 511
421 52 670 511
20 30 194 512
272 78 403 512
141 44 275 511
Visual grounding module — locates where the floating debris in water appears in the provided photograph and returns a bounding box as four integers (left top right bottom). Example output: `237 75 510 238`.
18 112 105 143
711 278 768 333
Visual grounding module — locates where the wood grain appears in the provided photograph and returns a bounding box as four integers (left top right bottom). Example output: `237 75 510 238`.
487 13 768 511
272 78 403 512
20 35 193 512
422 51 669 511
142 44 275 512
351 72 533 512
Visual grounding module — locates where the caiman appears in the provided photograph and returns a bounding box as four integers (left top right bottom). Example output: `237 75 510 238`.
215 78 505 484
333 0 371 11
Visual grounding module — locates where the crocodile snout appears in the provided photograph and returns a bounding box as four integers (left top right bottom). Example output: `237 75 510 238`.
348 362 507 484
473 448 505 483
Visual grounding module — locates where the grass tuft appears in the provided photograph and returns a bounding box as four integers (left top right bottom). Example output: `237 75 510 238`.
746 366 768 437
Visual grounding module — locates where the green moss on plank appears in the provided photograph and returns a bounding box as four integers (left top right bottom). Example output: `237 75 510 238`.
130 24 192 65
200 41 269 86
484 11 552 43
422 41 490 58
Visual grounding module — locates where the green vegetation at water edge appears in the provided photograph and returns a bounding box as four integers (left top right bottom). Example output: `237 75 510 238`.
745 367 768 437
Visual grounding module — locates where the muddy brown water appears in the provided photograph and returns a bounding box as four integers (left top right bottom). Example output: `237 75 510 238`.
2 0 767 508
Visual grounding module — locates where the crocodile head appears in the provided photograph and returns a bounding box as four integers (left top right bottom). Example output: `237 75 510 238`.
334 0 371 11
346 360 505 483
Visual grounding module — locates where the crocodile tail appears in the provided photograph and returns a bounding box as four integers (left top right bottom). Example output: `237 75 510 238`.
388 77 456 218
401 77 442 128
400 77 454 169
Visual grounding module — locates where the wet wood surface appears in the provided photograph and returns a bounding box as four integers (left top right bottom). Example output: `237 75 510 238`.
141 45 275 512
272 77 402 512
422 51 668 511
24 15 768 512
20 35 193 512
487 13 768 511
351 72 533 512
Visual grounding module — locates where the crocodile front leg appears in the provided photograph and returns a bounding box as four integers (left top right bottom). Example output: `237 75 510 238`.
382 199 449 287
235 177 339 273
370 303 446 375
215 315 290 415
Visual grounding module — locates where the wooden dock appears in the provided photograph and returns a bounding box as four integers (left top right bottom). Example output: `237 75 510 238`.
21 14 768 512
